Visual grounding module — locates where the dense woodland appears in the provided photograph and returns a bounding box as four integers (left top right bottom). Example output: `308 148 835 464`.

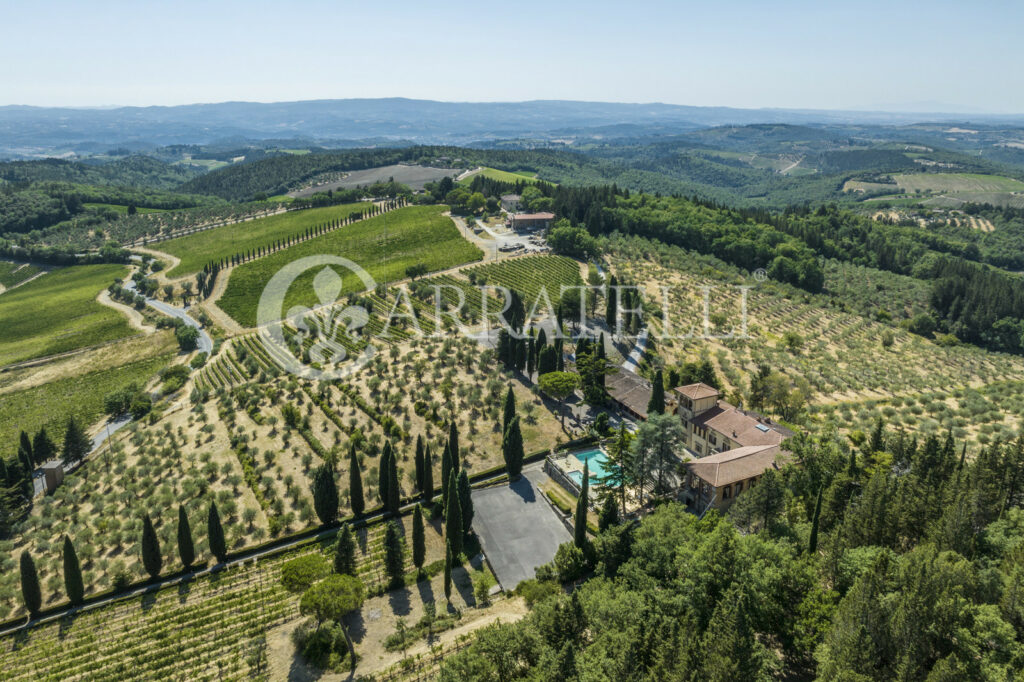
440 425 1024 680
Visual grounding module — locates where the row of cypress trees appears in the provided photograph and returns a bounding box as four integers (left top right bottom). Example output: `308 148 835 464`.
18 500 230 617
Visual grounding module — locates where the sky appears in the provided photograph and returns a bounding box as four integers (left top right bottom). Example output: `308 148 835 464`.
2 0 1021 113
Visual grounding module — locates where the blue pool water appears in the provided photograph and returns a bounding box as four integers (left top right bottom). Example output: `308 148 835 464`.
573 449 617 484
568 471 584 486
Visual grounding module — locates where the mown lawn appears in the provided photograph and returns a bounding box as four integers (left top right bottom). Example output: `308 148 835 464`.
460 166 546 185
218 205 483 328
0 264 135 366
158 201 373 277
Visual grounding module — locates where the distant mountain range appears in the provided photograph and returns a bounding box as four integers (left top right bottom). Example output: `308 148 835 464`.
3 98 1024 158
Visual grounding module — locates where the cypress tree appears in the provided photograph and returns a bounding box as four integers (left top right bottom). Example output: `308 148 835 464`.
448 422 460 471
574 462 590 548
387 447 400 515
445 471 463 559
808 486 823 554
177 505 195 571
141 514 162 580
606 274 618 328
414 435 425 493
208 501 227 563
334 523 356 576
527 338 536 377
443 541 453 603
311 463 339 525
503 386 517 435
457 469 473 538
441 441 452 510
412 504 426 571
503 415 525 480
383 521 405 588
19 551 41 616
647 369 665 415
537 345 557 375
422 445 434 505
556 339 565 371
349 444 364 516
379 441 392 506
537 327 548 349
63 535 84 605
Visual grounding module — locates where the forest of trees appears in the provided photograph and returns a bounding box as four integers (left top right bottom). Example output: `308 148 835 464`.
440 423 1024 680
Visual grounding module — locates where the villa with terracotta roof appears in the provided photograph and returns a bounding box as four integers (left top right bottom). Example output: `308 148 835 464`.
673 382 792 513
509 212 555 230
684 444 788 513
674 382 791 456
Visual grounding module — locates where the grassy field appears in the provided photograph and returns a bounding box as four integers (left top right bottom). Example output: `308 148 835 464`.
157 202 373 278
0 264 136 367
893 172 1024 193
460 167 545 185
0 261 42 289
0 336 176 462
217 205 483 328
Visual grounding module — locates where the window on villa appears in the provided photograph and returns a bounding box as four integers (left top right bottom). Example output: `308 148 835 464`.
734 481 743 493
722 485 731 500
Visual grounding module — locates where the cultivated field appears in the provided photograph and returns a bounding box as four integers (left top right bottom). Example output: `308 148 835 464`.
0 332 177 464
289 164 461 197
0 264 136 367
609 237 1024 404
216 205 483 328
157 201 372 278
0 513 451 681
893 172 1024 194
0 262 42 290
0 331 564 619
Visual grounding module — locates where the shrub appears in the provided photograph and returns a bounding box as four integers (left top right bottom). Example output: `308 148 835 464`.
291 621 351 672
280 554 330 594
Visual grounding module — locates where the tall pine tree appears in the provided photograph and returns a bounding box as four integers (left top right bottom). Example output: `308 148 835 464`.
414 435 425 493
386 446 401 515
503 415 525 480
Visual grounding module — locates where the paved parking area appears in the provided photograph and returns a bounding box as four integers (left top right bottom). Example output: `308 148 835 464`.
471 472 571 590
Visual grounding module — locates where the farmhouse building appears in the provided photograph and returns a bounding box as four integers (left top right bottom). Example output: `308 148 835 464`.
606 369 651 420
684 444 787 513
500 193 522 212
509 212 555 230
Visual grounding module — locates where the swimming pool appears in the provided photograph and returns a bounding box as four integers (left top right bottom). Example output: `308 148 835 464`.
573 448 617 483
568 470 584 486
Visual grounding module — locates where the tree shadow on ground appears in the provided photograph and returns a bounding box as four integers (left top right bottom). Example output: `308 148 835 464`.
453 565 476 607
388 585 411 617
416 577 435 606
509 475 536 502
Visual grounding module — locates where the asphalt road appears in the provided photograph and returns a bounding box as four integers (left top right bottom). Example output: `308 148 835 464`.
123 279 213 354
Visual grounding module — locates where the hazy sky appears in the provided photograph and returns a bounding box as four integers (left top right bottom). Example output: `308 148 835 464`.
3 0 1021 113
